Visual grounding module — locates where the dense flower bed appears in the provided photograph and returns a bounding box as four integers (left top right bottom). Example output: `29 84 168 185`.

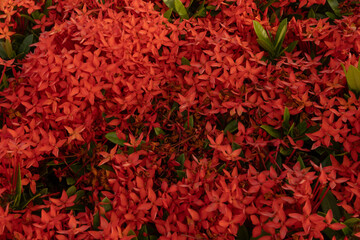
0 0 360 239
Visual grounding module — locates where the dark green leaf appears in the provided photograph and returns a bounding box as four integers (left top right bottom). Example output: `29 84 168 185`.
66 177 76 185
308 8 316 18
285 40 298 53
217 163 226 173
20 193 41 209
260 125 282 139
93 212 100 229
18 34 33 54
44 0 52 15
282 107 290 130
176 153 185 170
154 127 165 136
66 186 77 197
274 19 288 55
193 6 206 18
181 57 190 66
327 0 341 16
256 39 275 56
99 164 115 172
297 155 306 169
138 225 149 240
13 165 22 208
236 225 250 240
74 190 85 202
105 132 125 146
0 41 8 59
325 11 337 20
101 197 112 212
185 115 194 129
176 170 186 180
224 120 238 134
320 190 341 221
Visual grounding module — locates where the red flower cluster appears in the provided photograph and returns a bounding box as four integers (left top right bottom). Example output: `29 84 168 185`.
0 0 360 239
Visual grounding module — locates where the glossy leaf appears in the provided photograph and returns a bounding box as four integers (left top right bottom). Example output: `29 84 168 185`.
253 21 273 46
163 8 173 20
327 0 341 16
176 153 185 170
66 186 77 197
105 132 125 146
181 57 190 66
174 0 189 19
274 19 288 54
256 38 275 56
320 190 342 221
13 165 22 208
285 40 298 53
163 0 175 10
342 64 360 95
224 120 238 134
154 127 165 136
18 34 33 54
282 107 290 130
261 125 282 139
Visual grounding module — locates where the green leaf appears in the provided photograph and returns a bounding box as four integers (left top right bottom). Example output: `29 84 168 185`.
101 197 112 212
93 212 100 229
66 177 76 185
285 40 298 53
99 164 115 172
256 39 275 56
308 8 316 18
236 225 250 240
174 0 189 19
260 125 282 139
185 115 194 129
274 19 288 55
325 11 337 20
163 8 173 21
163 0 175 9
181 57 190 66
193 6 206 18
105 132 125 146
327 0 341 16
253 21 273 48
345 65 360 94
127 230 138 240
138 225 149 240
217 163 226 173
297 155 306 169
66 186 77 197
0 41 8 59
44 0 52 15
3 39 15 59
224 120 238 134
176 170 186 180
282 107 290 130
176 153 185 170
18 34 33 54
320 190 341 221
20 193 41 209
288 122 296 137
154 127 165 136
13 165 22 208
74 190 85 202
